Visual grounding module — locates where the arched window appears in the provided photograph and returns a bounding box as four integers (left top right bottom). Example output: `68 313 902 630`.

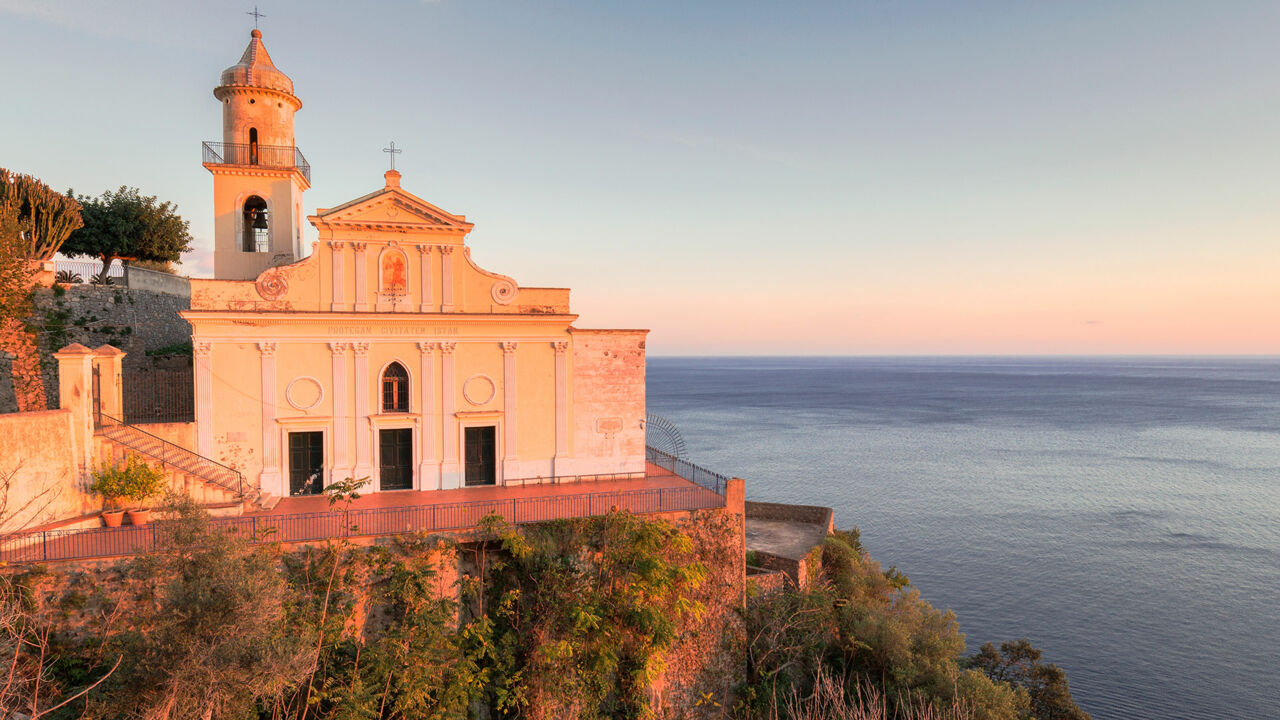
381 362 409 413
242 195 269 253
248 128 259 164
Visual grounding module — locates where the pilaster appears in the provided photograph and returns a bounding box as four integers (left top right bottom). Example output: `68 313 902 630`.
258 342 282 495
439 342 459 489
353 242 369 312
416 341 438 489
194 341 214 455
328 240 346 311
329 342 351 482
352 341 372 481
502 341 519 478
416 244 434 313
552 341 569 474
440 245 455 312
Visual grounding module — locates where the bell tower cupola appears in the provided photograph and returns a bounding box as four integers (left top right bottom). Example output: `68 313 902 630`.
203 28 311 280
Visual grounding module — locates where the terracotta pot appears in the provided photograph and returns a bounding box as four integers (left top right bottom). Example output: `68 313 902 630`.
102 510 125 527
126 509 151 526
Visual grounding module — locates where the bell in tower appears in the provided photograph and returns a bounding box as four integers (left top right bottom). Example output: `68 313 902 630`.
203 28 311 280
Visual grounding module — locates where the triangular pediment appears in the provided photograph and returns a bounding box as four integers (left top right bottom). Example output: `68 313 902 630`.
311 186 473 233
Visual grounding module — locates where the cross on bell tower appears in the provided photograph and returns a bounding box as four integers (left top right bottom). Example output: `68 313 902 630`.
246 6 266 28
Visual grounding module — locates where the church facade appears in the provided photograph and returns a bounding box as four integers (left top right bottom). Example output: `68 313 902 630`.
184 31 646 501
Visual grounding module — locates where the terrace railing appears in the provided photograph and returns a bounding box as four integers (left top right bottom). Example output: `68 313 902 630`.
0 483 725 563
202 141 311 183
0 447 731 563
646 446 729 495
96 413 247 499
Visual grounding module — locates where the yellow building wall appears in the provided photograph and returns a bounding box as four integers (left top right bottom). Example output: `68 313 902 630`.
0 409 94 532
187 176 645 499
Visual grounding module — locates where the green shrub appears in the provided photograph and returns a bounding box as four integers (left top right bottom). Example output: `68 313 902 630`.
89 455 166 509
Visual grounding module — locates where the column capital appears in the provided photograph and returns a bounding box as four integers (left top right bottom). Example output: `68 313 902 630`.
351 241 368 252
351 342 370 357
327 240 345 250
501 341 519 354
329 341 349 355
417 341 437 354
414 243 432 254
439 245 454 255
194 341 214 358
439 341 457 355
257 342 277 357
552 341 569 354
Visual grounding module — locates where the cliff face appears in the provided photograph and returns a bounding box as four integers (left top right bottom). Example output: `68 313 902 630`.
5 501 748 719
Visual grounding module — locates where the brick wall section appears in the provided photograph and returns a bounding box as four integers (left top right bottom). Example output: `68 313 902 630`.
569 329 647 474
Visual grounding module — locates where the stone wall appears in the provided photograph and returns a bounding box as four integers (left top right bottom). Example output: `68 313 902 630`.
745 500 835 531
11 284 194 413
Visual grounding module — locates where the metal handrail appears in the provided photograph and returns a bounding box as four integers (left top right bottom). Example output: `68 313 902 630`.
645 445 729 496
201 141 311 183
0 483 726 563
97 413 246 498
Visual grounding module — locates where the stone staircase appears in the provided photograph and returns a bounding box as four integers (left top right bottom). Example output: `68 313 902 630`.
93 419 268 513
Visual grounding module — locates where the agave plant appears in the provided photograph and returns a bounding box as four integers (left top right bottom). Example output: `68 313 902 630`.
89 271 113 286
54 269 82 284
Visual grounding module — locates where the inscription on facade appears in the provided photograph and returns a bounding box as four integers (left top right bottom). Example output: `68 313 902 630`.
327 325 459 336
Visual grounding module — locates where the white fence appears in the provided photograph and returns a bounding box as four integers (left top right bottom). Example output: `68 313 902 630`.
52 260 125 282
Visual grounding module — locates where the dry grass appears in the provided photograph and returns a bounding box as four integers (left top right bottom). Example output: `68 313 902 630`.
760 667 975 720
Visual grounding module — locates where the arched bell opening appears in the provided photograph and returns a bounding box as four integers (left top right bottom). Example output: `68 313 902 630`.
242 195 269 253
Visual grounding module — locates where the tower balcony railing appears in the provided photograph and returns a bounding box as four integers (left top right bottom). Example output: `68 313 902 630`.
202 141 311 183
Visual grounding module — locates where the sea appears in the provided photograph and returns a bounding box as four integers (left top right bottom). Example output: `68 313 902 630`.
646 356 1280 720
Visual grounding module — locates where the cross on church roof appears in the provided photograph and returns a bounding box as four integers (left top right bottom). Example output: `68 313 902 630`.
246 6 266 28
383 141 402 171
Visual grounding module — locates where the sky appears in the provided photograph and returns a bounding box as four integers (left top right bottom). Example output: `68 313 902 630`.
1 0 1277 355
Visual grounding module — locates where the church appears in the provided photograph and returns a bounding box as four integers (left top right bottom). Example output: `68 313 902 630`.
185 29 647 502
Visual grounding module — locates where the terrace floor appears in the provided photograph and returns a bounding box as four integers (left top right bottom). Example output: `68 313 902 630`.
251 463 696 517
6 463 724 563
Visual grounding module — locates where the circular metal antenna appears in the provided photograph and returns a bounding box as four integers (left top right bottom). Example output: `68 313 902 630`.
645 413 688 459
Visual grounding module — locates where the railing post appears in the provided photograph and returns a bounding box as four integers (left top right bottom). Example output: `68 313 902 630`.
41 531 48 562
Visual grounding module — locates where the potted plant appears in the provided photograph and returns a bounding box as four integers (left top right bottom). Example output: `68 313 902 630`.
90 456 166 527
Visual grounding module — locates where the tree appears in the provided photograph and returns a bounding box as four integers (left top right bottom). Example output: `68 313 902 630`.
62 186 192 275
971 639 1091 720
0 167 83 261
92 497 314 719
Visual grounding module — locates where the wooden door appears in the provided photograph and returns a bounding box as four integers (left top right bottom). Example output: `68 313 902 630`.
464 426 496 487
288 431 324 496
379 428 413 491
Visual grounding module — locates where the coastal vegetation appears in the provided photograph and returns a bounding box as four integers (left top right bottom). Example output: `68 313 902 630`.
0 496 1086 720
740 528 1088 720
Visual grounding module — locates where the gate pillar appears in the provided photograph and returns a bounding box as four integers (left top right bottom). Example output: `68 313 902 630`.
53 343 96 472
92 345 127 422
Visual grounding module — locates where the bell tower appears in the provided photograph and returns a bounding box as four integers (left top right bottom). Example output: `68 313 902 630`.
203 29 310 280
